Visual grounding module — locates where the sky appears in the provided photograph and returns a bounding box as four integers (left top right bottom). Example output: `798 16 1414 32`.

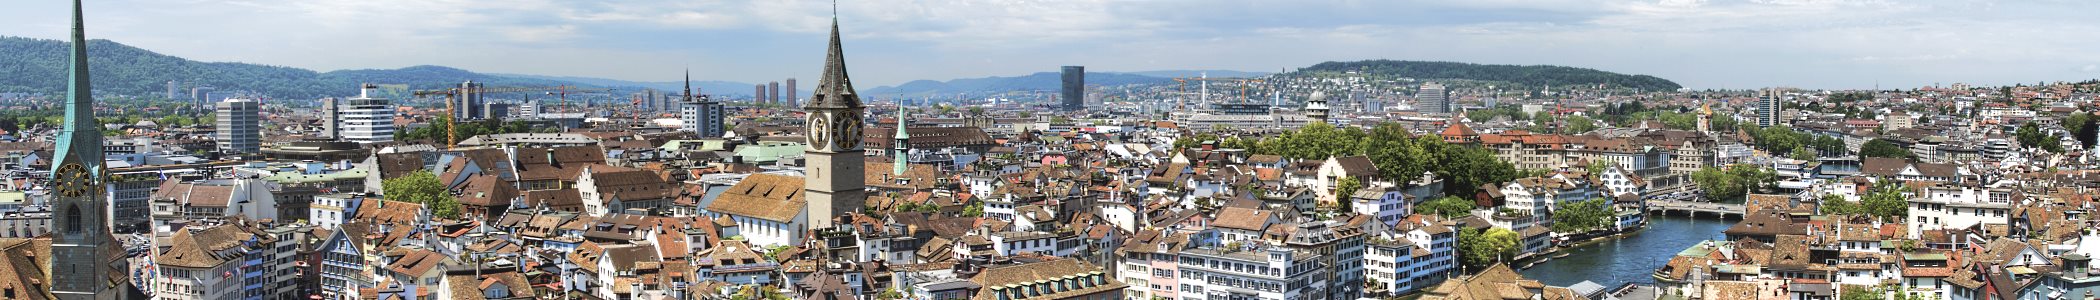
5 0 2099 90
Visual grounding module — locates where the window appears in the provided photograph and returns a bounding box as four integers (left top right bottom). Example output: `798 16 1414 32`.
64 204 82 234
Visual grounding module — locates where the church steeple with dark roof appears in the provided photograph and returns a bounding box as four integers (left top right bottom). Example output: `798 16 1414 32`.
802 14 867 229
804 17 862 110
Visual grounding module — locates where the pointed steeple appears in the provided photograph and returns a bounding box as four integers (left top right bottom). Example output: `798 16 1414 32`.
55 0 102 169
893 105 910 176
682 68 693 102
805 17 861 109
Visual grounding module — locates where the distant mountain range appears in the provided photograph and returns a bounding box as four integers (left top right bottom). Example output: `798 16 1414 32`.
865 72 1172 98
489 73 772 98
0 36 1678 101
0 36 586 99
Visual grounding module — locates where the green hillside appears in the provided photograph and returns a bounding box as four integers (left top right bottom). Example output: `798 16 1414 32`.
0 36 574 99
1297 60 1682 91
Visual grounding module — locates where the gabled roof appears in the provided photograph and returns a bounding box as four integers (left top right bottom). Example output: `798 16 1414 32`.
703 174 807 223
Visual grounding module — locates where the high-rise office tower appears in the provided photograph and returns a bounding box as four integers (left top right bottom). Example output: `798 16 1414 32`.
50 1 120 297
1416 82 1450 114
770 81 782 107
341 84 397 144
456 80 486 119
216 98 261 154
804 17 868 229
786 78 798 107
320 97 339 139
1757 89 1782 127
755 84 768 104
166 80 179 99
681 71 726 138
1062 66 1084 111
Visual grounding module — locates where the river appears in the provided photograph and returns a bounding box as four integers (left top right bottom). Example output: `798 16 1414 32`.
1517 216 1736 288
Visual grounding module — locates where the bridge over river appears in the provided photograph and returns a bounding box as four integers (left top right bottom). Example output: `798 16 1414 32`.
1647 200 1745 219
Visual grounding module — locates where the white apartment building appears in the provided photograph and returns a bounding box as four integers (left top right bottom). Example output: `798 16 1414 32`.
1906 185 2017 239
340 85 396 144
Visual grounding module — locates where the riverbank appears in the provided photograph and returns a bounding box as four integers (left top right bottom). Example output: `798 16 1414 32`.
1517 216 1736 287
1516 225 1647 269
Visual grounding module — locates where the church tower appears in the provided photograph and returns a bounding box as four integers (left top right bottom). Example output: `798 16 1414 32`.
892 106 911 176
51 0 115 298
804 17 867 229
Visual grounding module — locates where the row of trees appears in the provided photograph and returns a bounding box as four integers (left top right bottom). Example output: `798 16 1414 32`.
1860 138 1913 159
1745 125 1845 159
1690 164 1776 203
1242 122 1520 196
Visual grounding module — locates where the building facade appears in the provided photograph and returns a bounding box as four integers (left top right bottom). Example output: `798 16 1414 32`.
216 98 262 154
1062 66 1085 111
340 84 396 144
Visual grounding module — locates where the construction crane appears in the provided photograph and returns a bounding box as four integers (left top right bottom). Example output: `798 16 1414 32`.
411 85 614 148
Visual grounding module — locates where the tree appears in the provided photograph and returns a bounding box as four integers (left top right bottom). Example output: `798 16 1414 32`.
1335 176 1363 212
1459 227 1520 268
1858 181 1910 222
1416 196 1477 219
1562 115 1597 134
962 202 985 217
1790 145 1816 161
1839 285 1882 300
2078 114 2098 149
1860 139 1913 159
915 203 940 214
1549 198 1614 233
382 171 460 219
1363 124 1438 186
877 288 905 300
1692 164 1773 203
1438 146 1519 196
2013 120 2068 153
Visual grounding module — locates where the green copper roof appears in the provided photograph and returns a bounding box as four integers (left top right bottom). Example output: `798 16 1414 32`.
53 0 103 174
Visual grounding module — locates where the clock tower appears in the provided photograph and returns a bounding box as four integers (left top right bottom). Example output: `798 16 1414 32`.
51 0 116 299
803 17 867 229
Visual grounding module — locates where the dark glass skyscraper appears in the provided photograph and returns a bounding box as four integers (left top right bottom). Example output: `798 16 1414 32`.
1061 66 1084 111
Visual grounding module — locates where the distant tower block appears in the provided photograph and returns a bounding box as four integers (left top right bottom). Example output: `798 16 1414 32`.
786 78 799 107
755 84 768 104
1061 66 1084 111
770 81 782 107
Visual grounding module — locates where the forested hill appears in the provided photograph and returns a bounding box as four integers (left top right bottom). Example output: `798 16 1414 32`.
1297 60 1682 91
0 36 574 99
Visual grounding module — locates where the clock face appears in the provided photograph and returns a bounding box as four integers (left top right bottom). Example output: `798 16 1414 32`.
807 114 830 150
834 116 862 150
53 163 93 197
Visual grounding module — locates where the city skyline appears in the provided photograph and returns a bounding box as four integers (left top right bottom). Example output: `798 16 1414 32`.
2 0 2096 90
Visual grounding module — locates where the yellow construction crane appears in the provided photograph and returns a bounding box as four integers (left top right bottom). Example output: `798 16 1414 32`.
412 85 613 148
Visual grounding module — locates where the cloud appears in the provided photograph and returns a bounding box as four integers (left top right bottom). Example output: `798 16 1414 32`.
1 0 2097 90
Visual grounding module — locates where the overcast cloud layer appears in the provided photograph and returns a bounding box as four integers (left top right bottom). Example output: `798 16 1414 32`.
4 0 2097 90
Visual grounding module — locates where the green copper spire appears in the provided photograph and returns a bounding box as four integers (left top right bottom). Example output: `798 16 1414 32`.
54 0 103 173
892 105 909 176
